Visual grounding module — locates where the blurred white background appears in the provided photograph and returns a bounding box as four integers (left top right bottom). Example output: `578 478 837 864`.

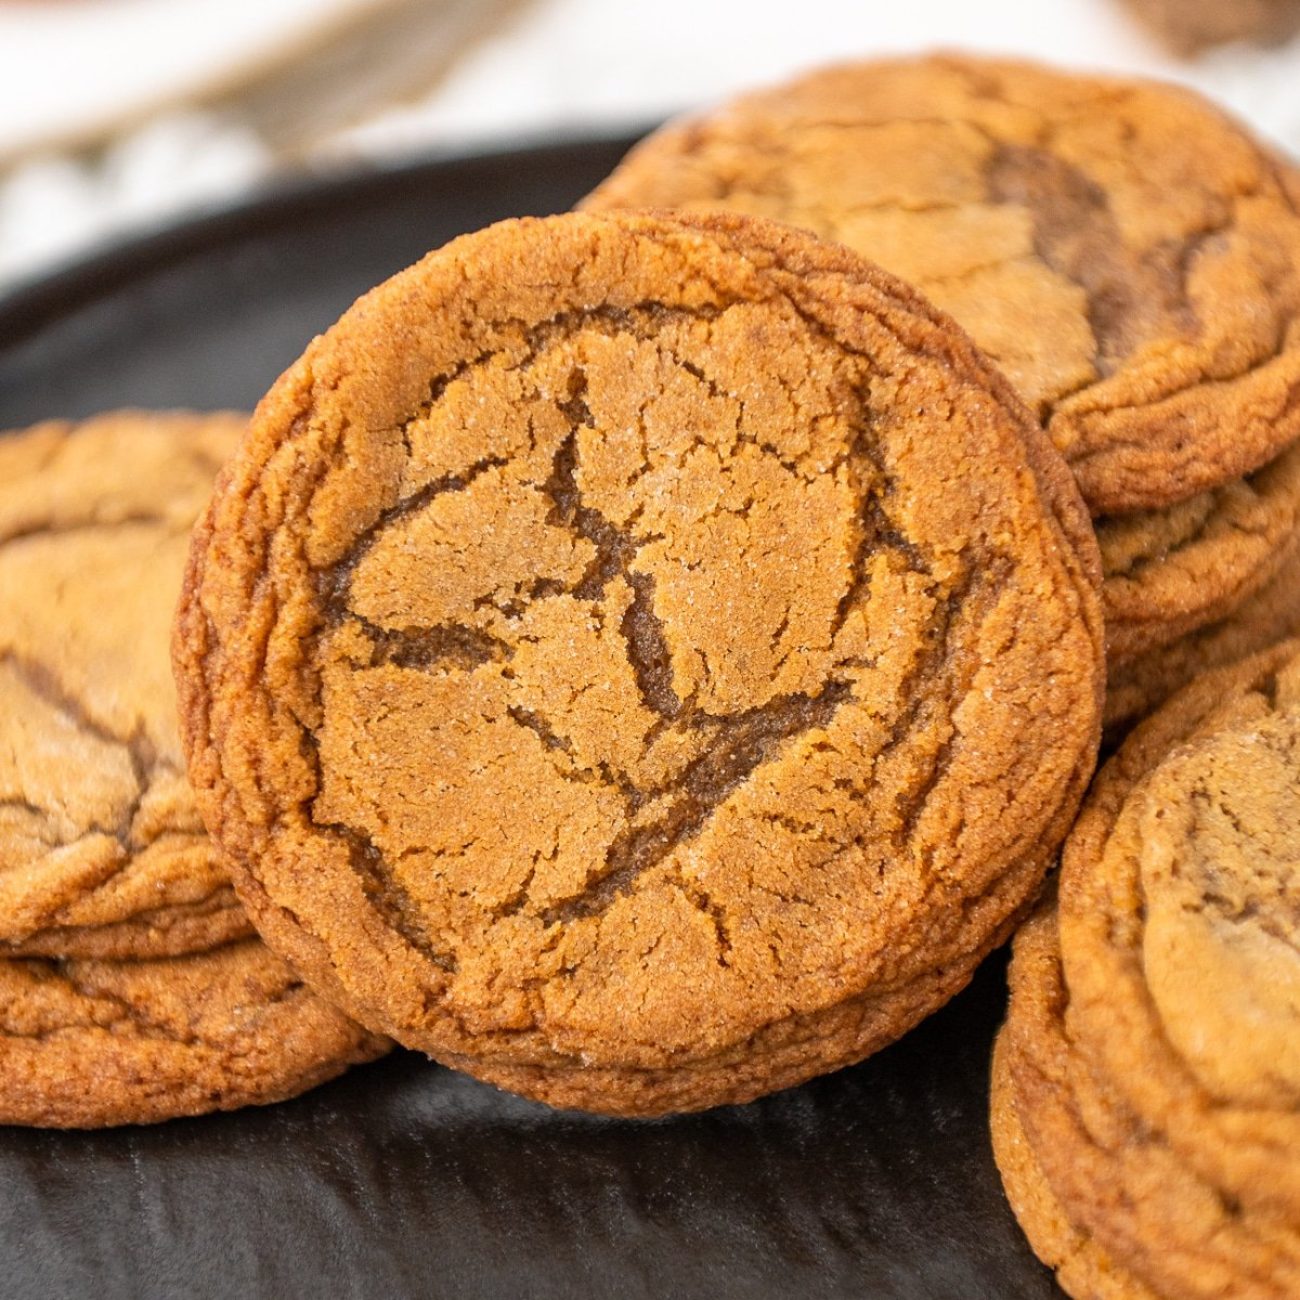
4 0 1300 290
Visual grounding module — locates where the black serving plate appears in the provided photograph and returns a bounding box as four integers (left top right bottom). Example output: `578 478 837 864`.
0 135 1059 1300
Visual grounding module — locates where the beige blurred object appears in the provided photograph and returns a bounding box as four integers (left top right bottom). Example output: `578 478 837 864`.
209 0 531 159
0 0 523 287
1119 0 1300 52
0 0 525 164
10 0 1300 294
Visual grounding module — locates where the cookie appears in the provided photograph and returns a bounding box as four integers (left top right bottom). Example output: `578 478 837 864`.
0 938 389 1128
1104 530 1300 737
1060 638 1300 1221
0 411 253 960
583 54 1300 515
996 901 1298 1299
1099 436 1300 666
175 209 1104 1116
990 1018 1155 1300
1120 0 1300 53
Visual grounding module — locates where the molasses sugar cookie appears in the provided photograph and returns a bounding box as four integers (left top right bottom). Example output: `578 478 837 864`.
0 938 390 1128
0 412 253 960
1060 639 1300 1221
1099 437 1300 666
1120 0 1300 54
584 55 1300 515
1104 534 1300 737
176 210 1104 1116
996 898 1298 1300
990 945 1157 1300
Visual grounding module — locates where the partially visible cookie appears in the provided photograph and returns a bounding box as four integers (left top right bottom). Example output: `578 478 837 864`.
584 54 1300 515
996 902 1298 1299
1099 438 1300 666
1061 639 1300 1221
175 209 1104 1116
1104 531 1300 738
0 938 389 1128
990 985 1157 1300
0 411 252 960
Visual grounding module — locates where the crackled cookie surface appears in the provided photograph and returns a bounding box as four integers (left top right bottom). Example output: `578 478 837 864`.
177 210 1103 1115
1099 438 1300 666
1061 639 1300 1221
0 412 251 959
0 938 389 1127
585 55 1300 514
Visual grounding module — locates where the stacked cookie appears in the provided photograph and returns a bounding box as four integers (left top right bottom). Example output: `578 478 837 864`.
993 641 1300 1299
583 54 1300 739
0 412 386 1128
173 209 1105 1116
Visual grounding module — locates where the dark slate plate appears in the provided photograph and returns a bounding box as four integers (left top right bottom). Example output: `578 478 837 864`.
0 135 1059 1300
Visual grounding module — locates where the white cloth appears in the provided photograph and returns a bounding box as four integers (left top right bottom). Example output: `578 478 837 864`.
3 0 1300 290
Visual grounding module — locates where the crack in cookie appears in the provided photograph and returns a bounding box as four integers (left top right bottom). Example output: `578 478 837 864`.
0 411 252 960
539 677 856 925
584 54 1300 514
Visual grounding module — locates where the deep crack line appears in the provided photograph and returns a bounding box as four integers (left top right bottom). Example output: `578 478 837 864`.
353 617 511 672
314 453 510 613
1 651 132 755
0 650 166 855
542 369 683 720
313 818 459 975
985 142 1200 380
315 299 736 616
539 678 854 925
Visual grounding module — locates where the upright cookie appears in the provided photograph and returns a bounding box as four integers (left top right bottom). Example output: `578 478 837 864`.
1062 640 1300 1220
990 969 1157 1300
996 901 1297 1300
994 641 1300 1297
1104 533 1300 736
176 210 1104 1115
0 938 390 1128
1099 437 1300 666
585 55 1300 514
0 412 252 959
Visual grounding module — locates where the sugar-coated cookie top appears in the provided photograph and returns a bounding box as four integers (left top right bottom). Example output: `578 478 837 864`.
177 210 1103 1110
586 55 1300 514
